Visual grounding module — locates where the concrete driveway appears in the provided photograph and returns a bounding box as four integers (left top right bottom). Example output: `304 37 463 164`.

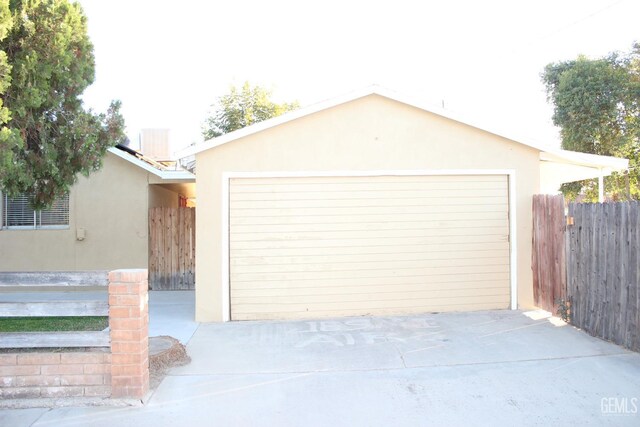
3 308 640 426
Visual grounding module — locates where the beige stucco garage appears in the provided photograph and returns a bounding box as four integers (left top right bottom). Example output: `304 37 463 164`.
182 86 627 322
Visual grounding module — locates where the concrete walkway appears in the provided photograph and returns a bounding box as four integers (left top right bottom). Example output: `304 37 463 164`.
2 303 640 426
147 291 198 345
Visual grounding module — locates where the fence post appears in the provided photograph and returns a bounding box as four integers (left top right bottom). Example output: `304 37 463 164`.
108 269 149 399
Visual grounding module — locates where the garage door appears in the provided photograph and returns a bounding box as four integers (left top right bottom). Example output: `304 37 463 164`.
229 175 510 321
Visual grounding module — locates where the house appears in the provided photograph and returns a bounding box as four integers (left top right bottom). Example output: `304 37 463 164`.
180 86 627 322
0 145 195 273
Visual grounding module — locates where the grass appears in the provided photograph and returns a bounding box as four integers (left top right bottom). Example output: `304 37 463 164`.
0 316 108 332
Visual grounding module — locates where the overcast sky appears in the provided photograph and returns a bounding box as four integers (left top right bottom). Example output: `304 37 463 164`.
78 0 639 154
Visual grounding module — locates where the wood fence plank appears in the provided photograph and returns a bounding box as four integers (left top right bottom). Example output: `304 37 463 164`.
532 196 540 305
158 207 165 290
603 203 609 338
190 208 196 286
179 207 185 288
614 203 624 343
163 207 171 290
593 203 598 333
171 208 178 289
531 195 566 313
149 208 157 288
567 203 575 323
614 203 630 342
576 204 586 327
623 202 637 349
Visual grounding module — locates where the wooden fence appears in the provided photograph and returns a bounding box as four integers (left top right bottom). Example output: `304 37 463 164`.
533 197 639 352
567 202 639 352
149 207 195 290
532 195 567 313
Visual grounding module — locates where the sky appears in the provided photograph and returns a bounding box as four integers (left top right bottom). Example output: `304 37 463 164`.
77 0 639 155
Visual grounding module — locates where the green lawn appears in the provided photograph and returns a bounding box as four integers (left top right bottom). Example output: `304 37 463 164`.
0 316 108 332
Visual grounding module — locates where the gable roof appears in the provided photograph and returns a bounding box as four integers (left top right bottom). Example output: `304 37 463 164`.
176 85 628 174
177 85 551 156
108 146 195 181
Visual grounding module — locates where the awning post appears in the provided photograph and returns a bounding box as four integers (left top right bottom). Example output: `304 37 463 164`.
598 168 604 203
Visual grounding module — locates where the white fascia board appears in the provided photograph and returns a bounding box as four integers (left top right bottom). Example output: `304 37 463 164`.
158 171 196 180
108 147 195 181
176 85 558 159
540 149 629 171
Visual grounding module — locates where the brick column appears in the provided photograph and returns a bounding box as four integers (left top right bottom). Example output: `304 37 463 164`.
108 269 149 399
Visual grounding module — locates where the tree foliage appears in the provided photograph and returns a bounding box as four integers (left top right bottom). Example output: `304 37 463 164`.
202 82 299 139
542 44 640 201
0 0 126 209
0 0 13 144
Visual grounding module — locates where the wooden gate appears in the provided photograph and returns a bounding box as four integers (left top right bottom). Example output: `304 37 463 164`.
567 202 639 351
531 194 567 313
149 207 195 290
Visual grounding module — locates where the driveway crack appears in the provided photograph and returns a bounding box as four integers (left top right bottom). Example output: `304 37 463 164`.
31 407 52 426
392 343 407 368
167 351 633 377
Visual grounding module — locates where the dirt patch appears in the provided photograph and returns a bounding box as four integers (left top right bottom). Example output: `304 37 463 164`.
149 335 191 390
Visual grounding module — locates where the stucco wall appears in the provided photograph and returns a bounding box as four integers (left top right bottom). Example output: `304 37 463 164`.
0 153 178 271
194 94 541 322
149 185 179 209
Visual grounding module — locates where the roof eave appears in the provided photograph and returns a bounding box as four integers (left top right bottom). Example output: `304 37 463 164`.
540 149 629 172
108 147 196 181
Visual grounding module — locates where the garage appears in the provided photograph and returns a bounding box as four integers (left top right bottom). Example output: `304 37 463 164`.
181 86 625 322
229 174 511 320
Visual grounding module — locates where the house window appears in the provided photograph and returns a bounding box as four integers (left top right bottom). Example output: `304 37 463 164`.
2 193 69 229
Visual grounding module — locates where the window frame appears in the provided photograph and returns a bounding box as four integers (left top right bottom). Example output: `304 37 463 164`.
1 192 70 230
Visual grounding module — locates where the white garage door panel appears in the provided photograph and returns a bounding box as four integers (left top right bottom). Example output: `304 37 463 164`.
232 287 509 305
231 295 510 317
233 282 509 298
229 175 510 320
232 256 508 276
232 271 510 291
232 248 510 266
231 211 506 226
230 175 504 194
230 189 507 202
232 241 508 258
233 204 507 218
232 219 508 234
232 264 508 285
231 197 506 209
231 234 506 250
231 227 509 243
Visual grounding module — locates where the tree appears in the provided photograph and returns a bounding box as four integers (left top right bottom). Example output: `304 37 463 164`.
202 82 299 139
542 44 640 201
0 0 13 152
0 0 126 209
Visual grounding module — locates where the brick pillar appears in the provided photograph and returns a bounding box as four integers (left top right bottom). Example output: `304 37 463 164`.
108 269 149 399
